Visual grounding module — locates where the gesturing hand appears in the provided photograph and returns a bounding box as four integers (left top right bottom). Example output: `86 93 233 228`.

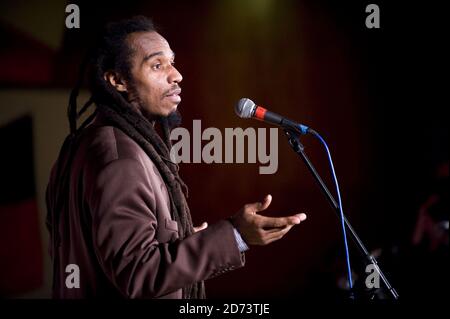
193 222 208 233
230 194 307 245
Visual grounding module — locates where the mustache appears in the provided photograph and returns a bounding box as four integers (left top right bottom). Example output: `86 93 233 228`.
163 85 181 96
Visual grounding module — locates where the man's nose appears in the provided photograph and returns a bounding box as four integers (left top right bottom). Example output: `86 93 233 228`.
169 66 183 84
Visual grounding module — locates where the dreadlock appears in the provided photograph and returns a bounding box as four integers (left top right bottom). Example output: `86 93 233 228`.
54 16 205 299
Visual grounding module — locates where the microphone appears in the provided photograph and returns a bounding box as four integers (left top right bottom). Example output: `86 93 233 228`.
235 98 310 134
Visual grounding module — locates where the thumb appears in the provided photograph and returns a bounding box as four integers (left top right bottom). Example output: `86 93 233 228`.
245 194 272 214
256 194 272 212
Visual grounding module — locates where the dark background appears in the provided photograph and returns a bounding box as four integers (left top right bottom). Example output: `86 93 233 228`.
0 0 447 300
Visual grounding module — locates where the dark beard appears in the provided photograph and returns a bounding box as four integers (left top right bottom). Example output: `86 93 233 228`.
124 80 182 130
164 110 182 129
128 94 182 130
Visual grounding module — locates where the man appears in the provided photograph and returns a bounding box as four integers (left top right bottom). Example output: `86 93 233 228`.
46 16 306 299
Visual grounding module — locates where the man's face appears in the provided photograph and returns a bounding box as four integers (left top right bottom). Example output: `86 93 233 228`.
125 31 183 118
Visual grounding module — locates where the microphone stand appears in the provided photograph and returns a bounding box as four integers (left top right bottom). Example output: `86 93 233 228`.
283 128 399 300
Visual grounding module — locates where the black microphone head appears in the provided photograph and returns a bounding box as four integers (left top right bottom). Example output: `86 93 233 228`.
235 98 256 118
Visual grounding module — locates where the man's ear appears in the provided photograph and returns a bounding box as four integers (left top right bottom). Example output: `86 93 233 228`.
104 71 127 92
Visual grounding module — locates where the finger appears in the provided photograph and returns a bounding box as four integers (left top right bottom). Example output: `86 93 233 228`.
262 214 307 242
263 227 293 244
264 235 286 245
194 222 207 232
264 214 307 232
193 222 208 233
245 194 272 213
264 224 292 234
257 194 272 212
264 225 293 237
258 214 301 228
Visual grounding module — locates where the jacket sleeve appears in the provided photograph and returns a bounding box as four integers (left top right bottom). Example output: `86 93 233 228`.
86 158 245 298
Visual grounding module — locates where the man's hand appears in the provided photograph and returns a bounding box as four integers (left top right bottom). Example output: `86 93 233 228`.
194 222 208 233
230 194 307 245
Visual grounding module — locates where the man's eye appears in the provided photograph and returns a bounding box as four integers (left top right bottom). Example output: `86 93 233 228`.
171 61 176 66
152 63 162 70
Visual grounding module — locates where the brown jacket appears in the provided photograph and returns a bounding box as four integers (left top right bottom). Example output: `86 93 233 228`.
46 114 244 298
